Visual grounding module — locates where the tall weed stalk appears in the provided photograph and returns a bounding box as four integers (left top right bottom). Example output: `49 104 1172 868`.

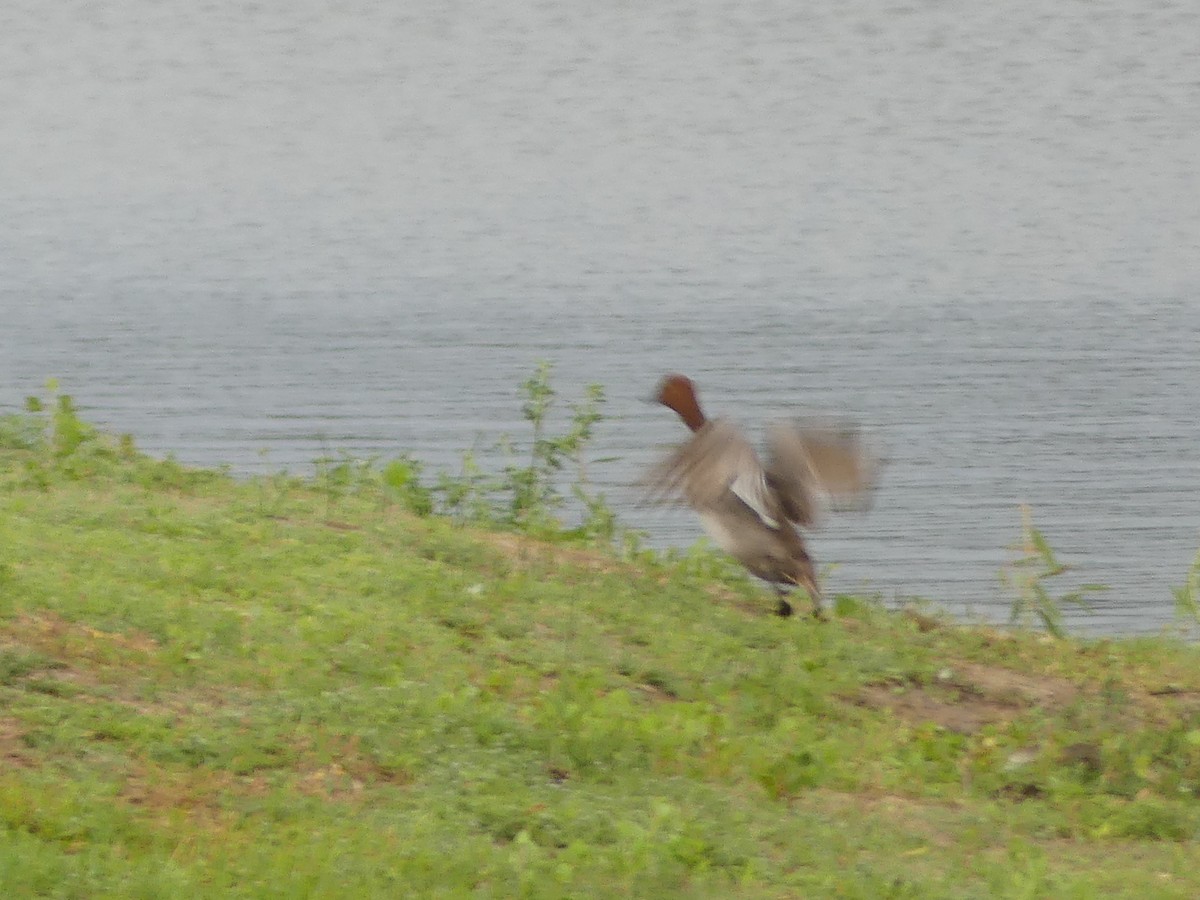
1001 504 1106 638
1172 547 1200 628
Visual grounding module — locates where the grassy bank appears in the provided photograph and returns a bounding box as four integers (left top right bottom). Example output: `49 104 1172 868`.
2 400 1200 897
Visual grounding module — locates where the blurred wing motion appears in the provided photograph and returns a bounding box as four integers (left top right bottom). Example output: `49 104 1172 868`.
765 421 879 524
642 419 781 528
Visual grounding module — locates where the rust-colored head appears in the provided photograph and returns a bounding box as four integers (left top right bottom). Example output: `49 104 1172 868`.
655 373 707 432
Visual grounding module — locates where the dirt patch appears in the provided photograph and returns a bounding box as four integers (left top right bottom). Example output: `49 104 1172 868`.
950 661 1078 708
1 613 240 721
475 530 628 576
294 762 375 802
856 661 1079 734
634 680 681 702
0 717 33 768
1 611 159 659
120 766 270 830
1144 685 1200 718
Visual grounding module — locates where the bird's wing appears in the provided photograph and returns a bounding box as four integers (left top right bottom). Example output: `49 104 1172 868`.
643 419 781 529
765 421 878 526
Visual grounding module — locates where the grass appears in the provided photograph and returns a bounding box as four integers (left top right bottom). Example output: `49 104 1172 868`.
2 394 1200 897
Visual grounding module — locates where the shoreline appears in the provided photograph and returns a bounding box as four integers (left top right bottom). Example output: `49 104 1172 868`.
3 404 1200 894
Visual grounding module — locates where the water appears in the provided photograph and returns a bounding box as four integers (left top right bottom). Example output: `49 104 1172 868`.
3 0 1198 635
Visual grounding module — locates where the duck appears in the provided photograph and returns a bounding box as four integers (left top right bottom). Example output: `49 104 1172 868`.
645 373 876 618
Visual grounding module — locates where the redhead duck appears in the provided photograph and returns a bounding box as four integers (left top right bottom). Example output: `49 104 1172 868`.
646 374 876 617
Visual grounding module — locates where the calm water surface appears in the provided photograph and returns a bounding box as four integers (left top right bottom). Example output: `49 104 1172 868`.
2 1 1198 634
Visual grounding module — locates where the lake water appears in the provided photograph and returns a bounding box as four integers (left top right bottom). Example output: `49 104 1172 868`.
2 0 1198 635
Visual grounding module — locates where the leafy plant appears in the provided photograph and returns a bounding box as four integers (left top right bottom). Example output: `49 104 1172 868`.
314 450 373 519
1000 504 1106 638
432 361 618 544
0 408 44 451
50 392 89 457
274 363 618 543
2 381 117 486
381 455 434 517
433 447 502 524
504 362 606 528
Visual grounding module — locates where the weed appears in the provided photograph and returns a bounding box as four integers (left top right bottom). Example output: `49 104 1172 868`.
1000 504 1107 637
433 446 501 524
313 450 375 520
1172 547 1200 629
429 361 619 545
0 411 43 452
380 455 434 517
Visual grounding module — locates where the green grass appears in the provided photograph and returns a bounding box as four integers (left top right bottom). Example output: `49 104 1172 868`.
3 408 1200 897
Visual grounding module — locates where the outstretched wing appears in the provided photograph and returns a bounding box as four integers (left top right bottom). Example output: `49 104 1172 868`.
765 421 878 527
643 419 781 529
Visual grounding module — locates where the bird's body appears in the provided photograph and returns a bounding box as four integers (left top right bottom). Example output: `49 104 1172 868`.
646 374 875 617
